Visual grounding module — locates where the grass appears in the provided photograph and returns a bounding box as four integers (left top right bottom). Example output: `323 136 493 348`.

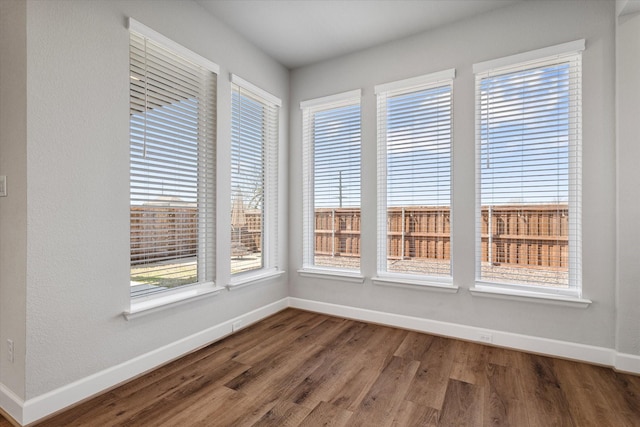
131 260 197 288
131 253 265 288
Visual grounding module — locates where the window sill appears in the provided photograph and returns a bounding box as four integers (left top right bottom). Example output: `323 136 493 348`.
227 269 286 290
297 267 365 284
469 284 591 308
372 276 458 293
123 284 225 320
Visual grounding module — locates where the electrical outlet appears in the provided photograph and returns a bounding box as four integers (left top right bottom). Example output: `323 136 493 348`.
232 320 243 332
479 333 493 344
7 339 14 363
0 176 6 197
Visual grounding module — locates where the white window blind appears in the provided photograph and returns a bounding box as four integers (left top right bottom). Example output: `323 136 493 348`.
376 71 454 281
129 21 217 298
301 91 361 271
231 75 280 276
475 43 582 294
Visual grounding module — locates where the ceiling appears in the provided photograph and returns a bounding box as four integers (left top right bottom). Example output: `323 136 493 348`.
197 0 522 69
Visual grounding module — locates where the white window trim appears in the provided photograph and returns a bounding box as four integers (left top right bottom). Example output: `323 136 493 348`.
372 275 458 293
228 269 286 290
375 70 455 286
128 18 219 73
473 41 584 298
300 89 362 276
231 74 282 107
229 74 282 281
472 39 585 74
469 284 591 308
124 283 225 320
300 89 362 109
297 267 365 284
374 68 455 94
126 18 219 310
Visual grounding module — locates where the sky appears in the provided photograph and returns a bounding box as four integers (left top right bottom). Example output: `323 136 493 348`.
311 61 574 210
231 90 265 211
479 62 572 206
313 103 361 208
130 98 202 207
385 85 451 208
131 61 575 212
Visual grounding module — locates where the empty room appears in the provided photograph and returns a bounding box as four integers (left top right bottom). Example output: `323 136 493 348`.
0 0 639 425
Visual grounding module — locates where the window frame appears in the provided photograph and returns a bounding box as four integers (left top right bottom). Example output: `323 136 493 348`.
228 74 283 288
126 18 221 315
299 90 364 281
373 70 456 290
472 40 584 299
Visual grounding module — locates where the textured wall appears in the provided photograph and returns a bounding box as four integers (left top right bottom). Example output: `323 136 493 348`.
0 0 28 400
616 11 640 356
2 0 635 414
289 0 617 348
22 0 288 399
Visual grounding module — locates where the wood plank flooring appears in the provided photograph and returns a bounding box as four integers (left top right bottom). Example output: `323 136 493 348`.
3 308 638 426
0 413 13 427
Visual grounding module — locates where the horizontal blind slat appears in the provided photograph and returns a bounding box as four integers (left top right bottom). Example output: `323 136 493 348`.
130 26 216 296
378 79 452 278
475 51 581 290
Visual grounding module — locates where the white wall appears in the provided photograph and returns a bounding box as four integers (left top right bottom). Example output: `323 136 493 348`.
0 0 28 401
289 1 618 348
2 0 639 424
0 0 289 410
616 10 640 357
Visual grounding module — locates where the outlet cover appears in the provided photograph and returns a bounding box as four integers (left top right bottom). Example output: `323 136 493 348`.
7 339 14 363
232 320 243 332
479 333 493 344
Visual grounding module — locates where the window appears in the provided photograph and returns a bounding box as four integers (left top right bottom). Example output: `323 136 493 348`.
375 70 454 284
230 75 281 278
301 90 362 272
129 19 218 299
474 40 583 295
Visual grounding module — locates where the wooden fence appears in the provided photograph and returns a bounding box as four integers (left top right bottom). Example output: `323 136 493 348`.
130 206 198 264
131 204 570 270
315 205 569 269
314 208 361 258
131 206 262 264
480 205 569 269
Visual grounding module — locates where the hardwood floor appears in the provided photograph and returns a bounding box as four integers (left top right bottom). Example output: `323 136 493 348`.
5 308 637 426
0 414 12 427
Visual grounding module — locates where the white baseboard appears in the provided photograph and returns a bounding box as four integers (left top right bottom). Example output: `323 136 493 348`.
615 352 640 375
15 298 288 426
1 296 637 426
0 383 24 425
288 297 639 375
